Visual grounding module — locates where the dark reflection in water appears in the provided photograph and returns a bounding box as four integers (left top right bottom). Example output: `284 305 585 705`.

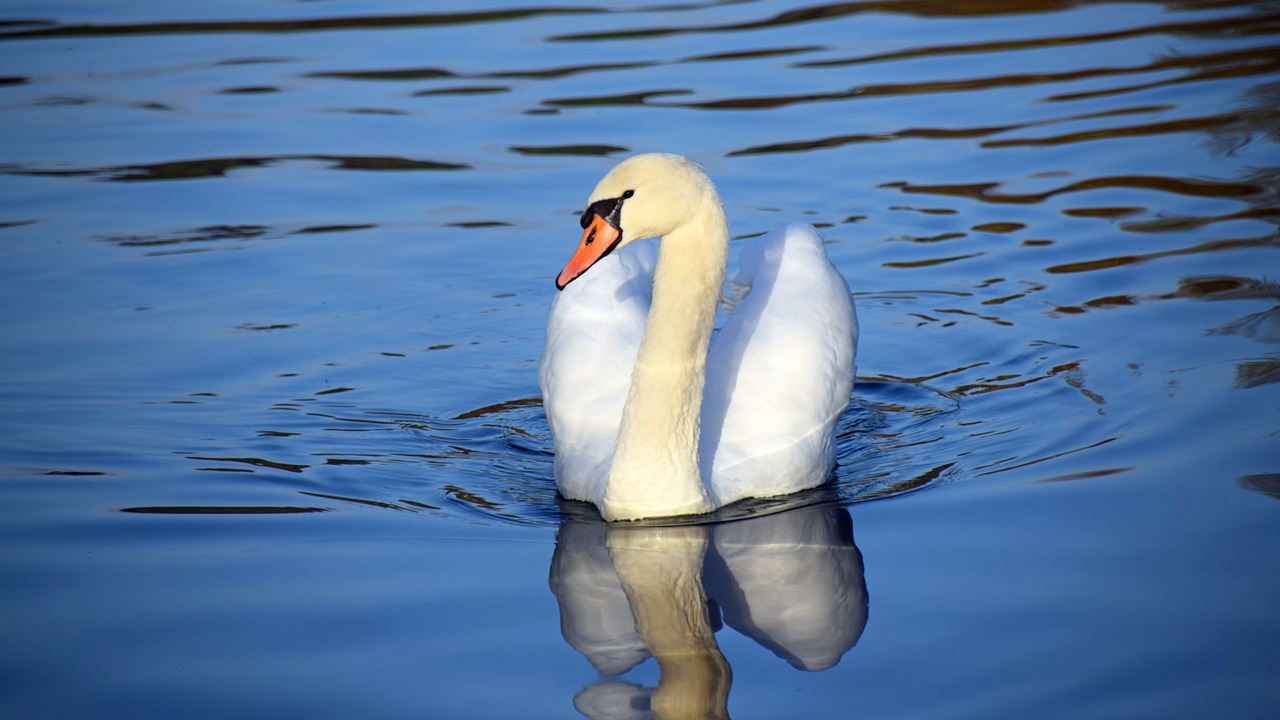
550 498 866 719
0 7 607 39
799 12 1280 69
1043 235 1277 276
510 144 630 157
547 0 1102 42
121 504 326 514
1174 275 1280 389
1239 472 1280 499
1 154 469 181
1035 271 1280 394
885 171 1269 207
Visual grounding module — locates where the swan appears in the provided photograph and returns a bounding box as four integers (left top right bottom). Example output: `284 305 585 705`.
540 153 857 521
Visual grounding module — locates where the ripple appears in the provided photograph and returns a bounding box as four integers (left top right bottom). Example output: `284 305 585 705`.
121 505 327 514
2 155 470 182
797 13 1278 68
981 111 1277 148
1045 273 1280 322
883 252 984 269
0 7 606 40
412 85 509 97
150 367 988 528
331 107 409 115
290 224 377 235
546 0 1111 42
971 222 1025 233
217 85 279 94
542 89 693 107
1061 206 1146 219
886 173 1269 205
1044 234 1279 275
727 105 1176 155
1239 473 1280 500
509 144 629 157
307 67 456 81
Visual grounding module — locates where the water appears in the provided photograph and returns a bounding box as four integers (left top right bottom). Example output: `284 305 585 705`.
2 1 1278 717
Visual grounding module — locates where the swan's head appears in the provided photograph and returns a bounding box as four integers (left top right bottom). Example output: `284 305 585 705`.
556 153 715 290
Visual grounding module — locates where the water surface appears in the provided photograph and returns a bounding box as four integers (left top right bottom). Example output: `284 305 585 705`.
2 1 1278 718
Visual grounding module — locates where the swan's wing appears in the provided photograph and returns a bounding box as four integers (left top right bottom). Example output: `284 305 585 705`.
540 239 657 505
702 224 858 505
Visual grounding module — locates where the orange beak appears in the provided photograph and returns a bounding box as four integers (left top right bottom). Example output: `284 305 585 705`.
556 213 622 290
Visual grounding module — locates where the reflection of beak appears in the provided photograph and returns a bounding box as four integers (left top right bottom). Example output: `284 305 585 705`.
556 213 623 290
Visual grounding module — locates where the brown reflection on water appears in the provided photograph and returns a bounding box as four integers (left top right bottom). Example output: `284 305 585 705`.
509 144 630 157
729 104 1179 155
888 173 1267 206
549 0 1139 43
1239 473 1280 500
543 89 693 108
886 165 1279 277
0 7 606 40
649 17 1276 113
1234 359 1280 389
2 154 469 181
1046 235 1278 276
1048 274 1280 391
873 164 1278 273
952 359 1099 399
304 45 825 95
1059 273 1273 311
983 109 1277 149
690 7 1280 159
798 12 1279 69
804 34 1280 111
1178 277 1280 391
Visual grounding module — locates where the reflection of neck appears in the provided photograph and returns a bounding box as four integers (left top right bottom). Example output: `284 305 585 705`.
607 526 731 720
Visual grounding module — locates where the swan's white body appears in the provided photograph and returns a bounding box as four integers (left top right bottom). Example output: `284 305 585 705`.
540 154 857 521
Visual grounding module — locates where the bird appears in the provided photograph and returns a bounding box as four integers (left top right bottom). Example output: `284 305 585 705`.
540 153 857 521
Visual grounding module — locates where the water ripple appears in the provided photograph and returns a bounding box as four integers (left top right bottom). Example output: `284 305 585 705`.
1 155 469 181
0 7 607 40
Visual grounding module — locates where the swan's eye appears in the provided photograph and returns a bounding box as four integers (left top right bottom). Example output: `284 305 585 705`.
622 190 635 199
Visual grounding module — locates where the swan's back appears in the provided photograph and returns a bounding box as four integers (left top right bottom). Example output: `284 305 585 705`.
701 224 858 506
540 239 658 504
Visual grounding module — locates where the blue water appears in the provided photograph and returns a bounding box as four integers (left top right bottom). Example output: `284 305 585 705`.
2 1 1278 718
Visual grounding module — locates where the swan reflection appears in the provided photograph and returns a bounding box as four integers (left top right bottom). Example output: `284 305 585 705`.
550 499 867 719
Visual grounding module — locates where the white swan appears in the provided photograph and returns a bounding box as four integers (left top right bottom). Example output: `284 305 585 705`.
540 153 858 521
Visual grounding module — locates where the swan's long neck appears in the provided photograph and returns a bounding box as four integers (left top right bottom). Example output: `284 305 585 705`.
601 196 729 521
